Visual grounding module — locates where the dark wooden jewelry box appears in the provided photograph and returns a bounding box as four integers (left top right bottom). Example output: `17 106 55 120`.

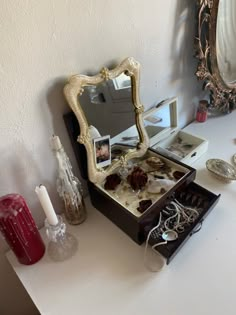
64 112 220 262
63 57 220 263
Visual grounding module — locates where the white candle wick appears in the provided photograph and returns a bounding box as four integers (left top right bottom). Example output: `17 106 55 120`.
35 185 59 226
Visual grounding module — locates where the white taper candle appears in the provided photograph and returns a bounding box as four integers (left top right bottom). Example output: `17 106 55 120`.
35 185 59 226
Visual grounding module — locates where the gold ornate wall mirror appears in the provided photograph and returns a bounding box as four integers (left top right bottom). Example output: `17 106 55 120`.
64 57 149 184
196 0 236 113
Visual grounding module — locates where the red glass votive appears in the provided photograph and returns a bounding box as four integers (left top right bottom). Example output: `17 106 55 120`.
196 100 208 122
0 194 45 265
196 110 207 122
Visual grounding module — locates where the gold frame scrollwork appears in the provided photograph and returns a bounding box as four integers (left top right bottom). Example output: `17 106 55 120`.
64 57 149 184
195 0 236 113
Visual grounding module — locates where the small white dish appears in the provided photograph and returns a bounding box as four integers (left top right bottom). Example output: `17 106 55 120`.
206 158 236 181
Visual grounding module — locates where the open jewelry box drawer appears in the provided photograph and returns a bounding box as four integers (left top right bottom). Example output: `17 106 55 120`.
146 182 220 264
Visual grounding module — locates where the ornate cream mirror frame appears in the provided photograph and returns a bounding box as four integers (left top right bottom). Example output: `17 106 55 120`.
195 0 236 113
64 57 149 184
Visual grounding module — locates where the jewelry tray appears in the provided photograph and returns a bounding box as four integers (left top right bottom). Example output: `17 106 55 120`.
87 147 196 245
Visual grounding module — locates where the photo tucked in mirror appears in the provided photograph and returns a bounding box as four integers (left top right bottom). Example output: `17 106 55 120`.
94 135 111 168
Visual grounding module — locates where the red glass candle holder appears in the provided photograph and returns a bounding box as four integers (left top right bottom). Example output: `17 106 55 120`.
196 100 208 123
0 194 45 265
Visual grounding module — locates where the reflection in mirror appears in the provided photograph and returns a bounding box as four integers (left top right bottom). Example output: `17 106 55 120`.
216 0 236 85
112 99 175 148
144 105 171 138
78 73 137 138
195 0 236 113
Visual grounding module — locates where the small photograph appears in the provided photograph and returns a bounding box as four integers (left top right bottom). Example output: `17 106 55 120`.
94 135 111 168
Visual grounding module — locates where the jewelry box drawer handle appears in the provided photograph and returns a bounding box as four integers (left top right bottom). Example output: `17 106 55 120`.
190 220 203 236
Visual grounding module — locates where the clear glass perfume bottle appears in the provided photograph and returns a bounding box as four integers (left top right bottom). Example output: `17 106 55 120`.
50 135 87 225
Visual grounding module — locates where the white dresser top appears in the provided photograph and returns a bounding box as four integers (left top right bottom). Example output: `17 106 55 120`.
7 112 236 315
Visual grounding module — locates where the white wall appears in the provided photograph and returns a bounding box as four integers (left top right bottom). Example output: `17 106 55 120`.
0 1 204 314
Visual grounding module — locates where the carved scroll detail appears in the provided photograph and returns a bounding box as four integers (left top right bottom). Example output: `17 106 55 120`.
195 0 236 113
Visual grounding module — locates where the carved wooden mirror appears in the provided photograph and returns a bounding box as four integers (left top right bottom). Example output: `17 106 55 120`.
64 57 149 184
196 0 236 113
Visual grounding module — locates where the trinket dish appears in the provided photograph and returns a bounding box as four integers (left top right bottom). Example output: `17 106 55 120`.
206 158 236 181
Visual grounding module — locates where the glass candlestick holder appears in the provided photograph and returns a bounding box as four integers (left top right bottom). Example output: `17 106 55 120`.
50 135 87 226
44 215 78 262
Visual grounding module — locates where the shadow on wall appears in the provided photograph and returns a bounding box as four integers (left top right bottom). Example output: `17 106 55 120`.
11 145 45 227
0 141 54 228
0 253 40 315
46 77 71 151
46 77 88 194
170 0 208 123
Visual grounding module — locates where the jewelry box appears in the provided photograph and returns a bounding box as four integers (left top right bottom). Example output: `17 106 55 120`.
63 57 220 263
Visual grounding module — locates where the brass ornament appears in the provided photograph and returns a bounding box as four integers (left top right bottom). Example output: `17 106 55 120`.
100 67 110 81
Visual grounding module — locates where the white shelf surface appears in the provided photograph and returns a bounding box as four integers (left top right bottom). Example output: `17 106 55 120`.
6 112 236 315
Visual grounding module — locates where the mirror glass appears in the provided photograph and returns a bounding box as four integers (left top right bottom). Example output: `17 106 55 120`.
78 73 137 139
143 103 172 138
216 0 236 85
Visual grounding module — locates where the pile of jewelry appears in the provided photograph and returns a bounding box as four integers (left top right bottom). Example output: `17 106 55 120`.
146 191 207 250
149 199 200 241
143 191 209 272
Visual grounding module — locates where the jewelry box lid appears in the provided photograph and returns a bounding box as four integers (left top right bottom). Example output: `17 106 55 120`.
112 97 178 148
142 97 178 147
